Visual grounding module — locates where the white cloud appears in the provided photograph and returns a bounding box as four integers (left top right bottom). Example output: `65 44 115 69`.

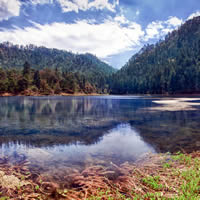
88 0 119 12
0 1 187 63
57 0 88 13
136 10 140 16
0 0 21 21
187 11 200 20
114 14 129 24
57 0 119 13
0 14 184 59
29 0 53 5
167 16 182 26
0 16 144 58
145 21 164 40
25 0 119 13
145 16 183 41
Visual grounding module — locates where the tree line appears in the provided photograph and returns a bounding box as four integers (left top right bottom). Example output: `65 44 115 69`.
0 61 109 95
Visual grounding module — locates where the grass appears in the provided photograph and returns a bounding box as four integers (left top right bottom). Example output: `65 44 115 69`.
142 175 163 190
86 189 132 200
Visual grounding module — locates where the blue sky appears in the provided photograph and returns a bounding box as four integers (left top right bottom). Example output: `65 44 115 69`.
0 0 200 68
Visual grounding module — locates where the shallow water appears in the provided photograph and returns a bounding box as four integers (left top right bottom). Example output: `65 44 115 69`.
0 95 200 175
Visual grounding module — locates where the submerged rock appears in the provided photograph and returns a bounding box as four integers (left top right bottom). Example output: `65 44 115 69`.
0 170 29 189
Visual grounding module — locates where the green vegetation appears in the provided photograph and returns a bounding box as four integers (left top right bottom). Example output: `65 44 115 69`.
110 16 200 94
0 42 115 75
0 60 113 95
0 43 116 95
142 176 163 190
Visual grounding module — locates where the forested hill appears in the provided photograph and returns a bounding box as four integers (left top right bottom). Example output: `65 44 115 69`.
0 43 116 95
0 42 115 75
110 16 200 94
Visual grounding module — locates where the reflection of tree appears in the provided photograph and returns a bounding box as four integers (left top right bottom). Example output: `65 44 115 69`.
0 124 116 148
0 96 200 153
0 97 128 147
41 104 52 115
129 109 200 153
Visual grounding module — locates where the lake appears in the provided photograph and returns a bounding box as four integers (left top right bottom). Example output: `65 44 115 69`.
0 95 200 180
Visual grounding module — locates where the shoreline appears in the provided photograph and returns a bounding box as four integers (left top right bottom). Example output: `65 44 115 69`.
0 92 108 97
1 92 200 97
0 151 200 199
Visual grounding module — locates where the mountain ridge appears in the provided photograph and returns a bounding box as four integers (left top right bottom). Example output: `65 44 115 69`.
0 42 116 74
0 42 116 95
110 16 200 94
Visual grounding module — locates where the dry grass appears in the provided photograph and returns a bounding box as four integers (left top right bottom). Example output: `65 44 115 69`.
0 152 200 199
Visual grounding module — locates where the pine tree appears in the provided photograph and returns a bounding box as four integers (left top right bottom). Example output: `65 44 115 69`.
23 61 31 76
33 70 41 89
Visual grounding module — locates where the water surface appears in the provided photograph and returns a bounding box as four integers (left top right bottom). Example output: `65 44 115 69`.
0 95 200 177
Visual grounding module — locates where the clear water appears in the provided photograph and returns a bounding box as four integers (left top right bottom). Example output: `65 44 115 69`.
0 95 200 175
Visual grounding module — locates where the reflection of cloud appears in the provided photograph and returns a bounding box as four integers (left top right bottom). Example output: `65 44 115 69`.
150 98 200 111
27 148 53 161
85 124 155 161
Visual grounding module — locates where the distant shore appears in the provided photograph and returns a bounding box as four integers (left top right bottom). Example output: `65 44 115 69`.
0 92 107 97
1 92 200 97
